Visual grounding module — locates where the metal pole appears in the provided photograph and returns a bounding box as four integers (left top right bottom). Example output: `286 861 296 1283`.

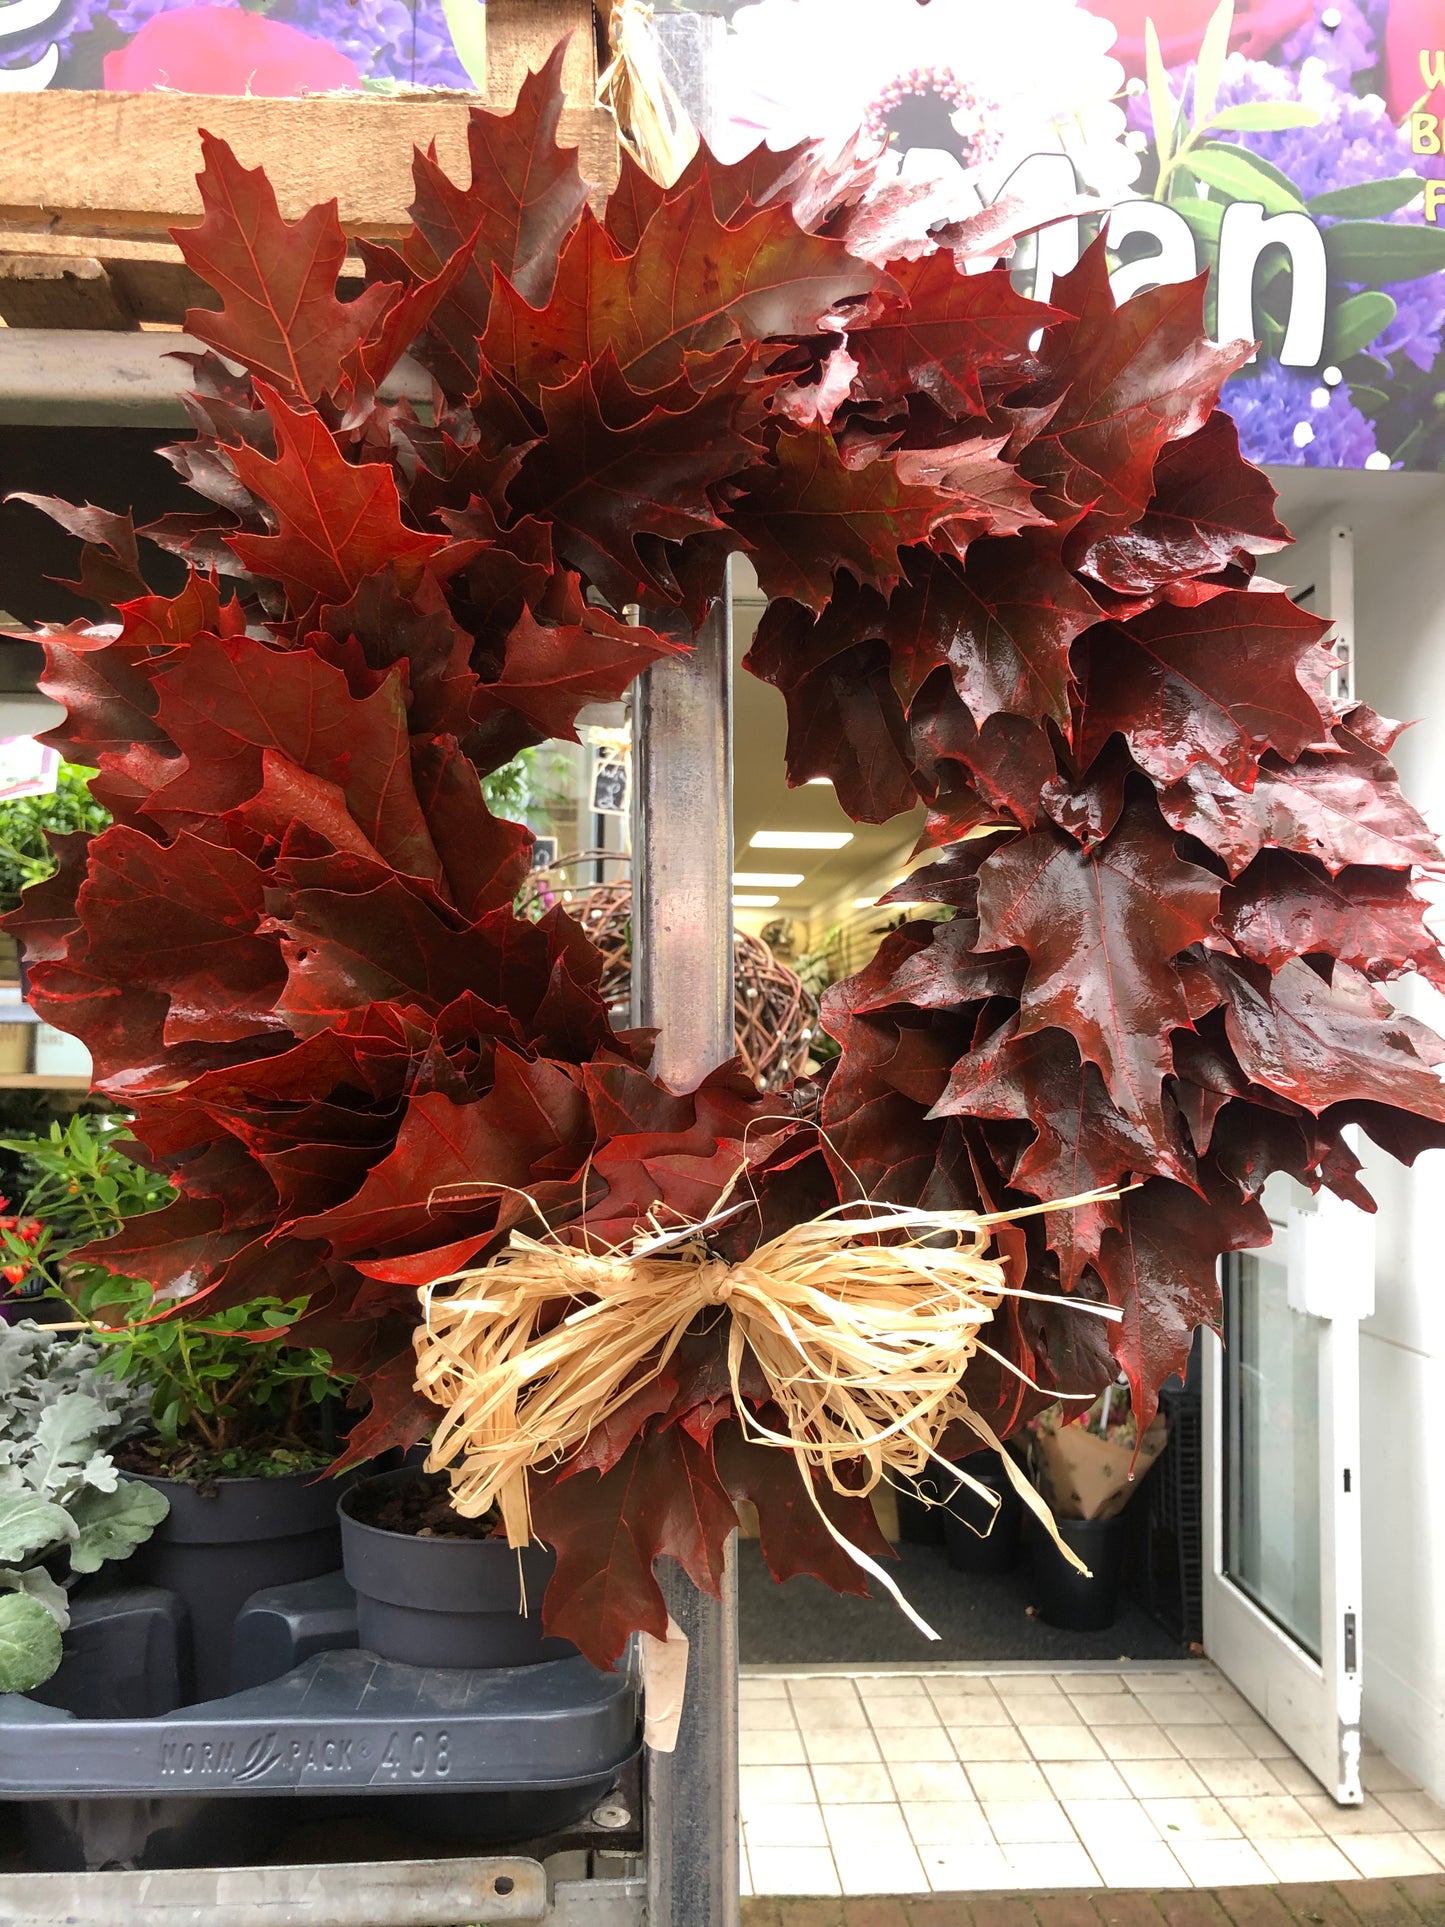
631 570 739 1927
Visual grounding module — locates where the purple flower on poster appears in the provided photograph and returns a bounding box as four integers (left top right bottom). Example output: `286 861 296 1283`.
1226 363 1384 466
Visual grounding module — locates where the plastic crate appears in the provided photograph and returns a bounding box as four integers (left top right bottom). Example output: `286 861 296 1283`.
1134 1383 1204 1644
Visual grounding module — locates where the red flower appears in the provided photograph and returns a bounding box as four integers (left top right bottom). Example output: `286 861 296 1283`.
3 1263 27 1288
104 5 362 96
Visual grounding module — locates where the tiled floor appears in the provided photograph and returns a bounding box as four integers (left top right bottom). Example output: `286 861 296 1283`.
739 1662 1445 1898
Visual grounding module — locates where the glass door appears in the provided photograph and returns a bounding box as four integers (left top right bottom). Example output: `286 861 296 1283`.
1202 1170 1372 1804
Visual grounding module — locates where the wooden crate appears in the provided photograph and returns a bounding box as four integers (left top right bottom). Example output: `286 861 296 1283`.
0 0 615 333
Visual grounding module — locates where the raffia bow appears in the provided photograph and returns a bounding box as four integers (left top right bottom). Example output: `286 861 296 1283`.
414 1189 1122 1638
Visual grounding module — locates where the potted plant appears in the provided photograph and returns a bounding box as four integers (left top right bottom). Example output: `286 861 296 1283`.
1024 1387 1168 1631
0 1116 354 1700
0 1320 168 1694
339 1467 574 1670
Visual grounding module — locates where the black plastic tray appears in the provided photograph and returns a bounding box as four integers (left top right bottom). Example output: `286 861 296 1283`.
0 1650 636 1799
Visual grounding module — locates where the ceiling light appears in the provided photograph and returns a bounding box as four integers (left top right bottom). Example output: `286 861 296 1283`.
805 777 833 786
732 871 804 888
750 830 854 851
733 893 779 908
852 896 880 909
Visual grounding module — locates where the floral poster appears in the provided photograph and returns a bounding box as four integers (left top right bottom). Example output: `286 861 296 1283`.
7 0 1445 470
0 0 479 94
691 0 1445 472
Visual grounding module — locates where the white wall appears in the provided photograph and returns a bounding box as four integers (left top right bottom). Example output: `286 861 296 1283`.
1286 468 1445 1802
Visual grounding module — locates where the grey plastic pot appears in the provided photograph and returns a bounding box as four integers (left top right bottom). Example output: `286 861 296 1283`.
128 1469 348 1703
339 1469 575 1669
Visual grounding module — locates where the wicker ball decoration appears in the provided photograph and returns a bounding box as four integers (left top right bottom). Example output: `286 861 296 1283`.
526 868 818 1089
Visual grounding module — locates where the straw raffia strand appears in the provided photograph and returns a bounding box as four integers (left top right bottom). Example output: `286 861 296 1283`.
597 0 700 187
414 1191 1123 1637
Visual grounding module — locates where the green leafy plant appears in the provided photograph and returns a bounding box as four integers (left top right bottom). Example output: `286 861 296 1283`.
0 765 111 918
0 1322 167 1692
0 1114 173 1299
0 1117 347 1479
76 1276 346 1481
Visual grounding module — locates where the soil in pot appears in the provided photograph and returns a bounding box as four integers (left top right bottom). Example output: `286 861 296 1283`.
1026 1510 1129 1631
124 1454 350 1704
941 1450 1024 1575
341 1469 575 1670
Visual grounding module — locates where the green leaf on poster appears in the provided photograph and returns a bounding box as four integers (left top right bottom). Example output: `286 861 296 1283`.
1185 146 1303 215
1207 102 1322 132
1308 177 1425 219
1324 222 1445 283
1328 292 1398 361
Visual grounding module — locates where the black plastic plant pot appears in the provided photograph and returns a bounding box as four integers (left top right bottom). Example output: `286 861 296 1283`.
128 1469 348 1704
894 1467 955 1545
1027 1510 1129 1631
339 1469 575 1669
941 1450 1024 1575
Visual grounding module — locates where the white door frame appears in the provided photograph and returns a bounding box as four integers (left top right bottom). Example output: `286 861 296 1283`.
1202 1185 1371 1803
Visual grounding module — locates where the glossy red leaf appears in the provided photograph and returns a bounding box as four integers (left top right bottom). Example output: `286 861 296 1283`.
974 798 1221 1138
1074 590 1333 790
531 1426 738 1666
1016 247 1250 526
1219 853 1445 986
849 252 1047 417
731 425 967 614
227 385 446 613
176 132 396 403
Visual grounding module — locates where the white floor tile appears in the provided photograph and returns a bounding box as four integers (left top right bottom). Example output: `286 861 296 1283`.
795 1702 876 1732
741 1763 815 1804
811 1762 896 1804
1060 1673 1129 1695
966 1760 1052 1802
1378 1787 1445 1831
857 1676 932 1701
832 1844 930 1895
1132 1693 1225 1726
1254 1835 1361 1883
742 1699 802 1732
1088 1840 1193 1888
802 1729 882 1765
902 1799 994 1847
1063 1796 1163 1846
1299 1793 1401 1834
1093 1724 1181 1760
1360 1753 1418 1794
889 1761 974 1803
948 1726 1032 1763
1218 1794 1324 1839
823 1801 917 1848
1071 1694 1156 1726
928 1676 1011 1699
874 1728 958 1764
741 1674 791 1698
999 1673 1077 1695
1338 1831 1443 1878
983 1798 1078 1844
743 1802 829 1849
1142 1795 1241 1841
1020 1724 1103 1761
868 1702 946 1730
1042 1760 1132 1801
1117 1759 1209 1799
1002 1842 1101 1888
939 1695 1019 1728
1173 1726 1253 1760
1230 1720 1293 1758
747 1846 841 1895
920 1841 1015 1890
1414 1830 1445 1867
1268 1758 1324 1797
1195 1759 1287 1798
1170 1838 1276 1885
741 1729 808 1765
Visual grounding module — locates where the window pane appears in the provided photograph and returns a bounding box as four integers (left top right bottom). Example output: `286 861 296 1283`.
1223 1250 1323 1659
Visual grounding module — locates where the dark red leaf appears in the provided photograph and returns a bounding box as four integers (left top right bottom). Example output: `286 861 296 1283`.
712 1422 894 1597
1219 852 1445 987
974 797 1221 1138
531 1426 737 1667
227 385 445 614
849 252 1046 417
1074 590 1333 790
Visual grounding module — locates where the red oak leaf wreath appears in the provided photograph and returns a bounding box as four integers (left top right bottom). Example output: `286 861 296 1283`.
11 49 1445 1667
